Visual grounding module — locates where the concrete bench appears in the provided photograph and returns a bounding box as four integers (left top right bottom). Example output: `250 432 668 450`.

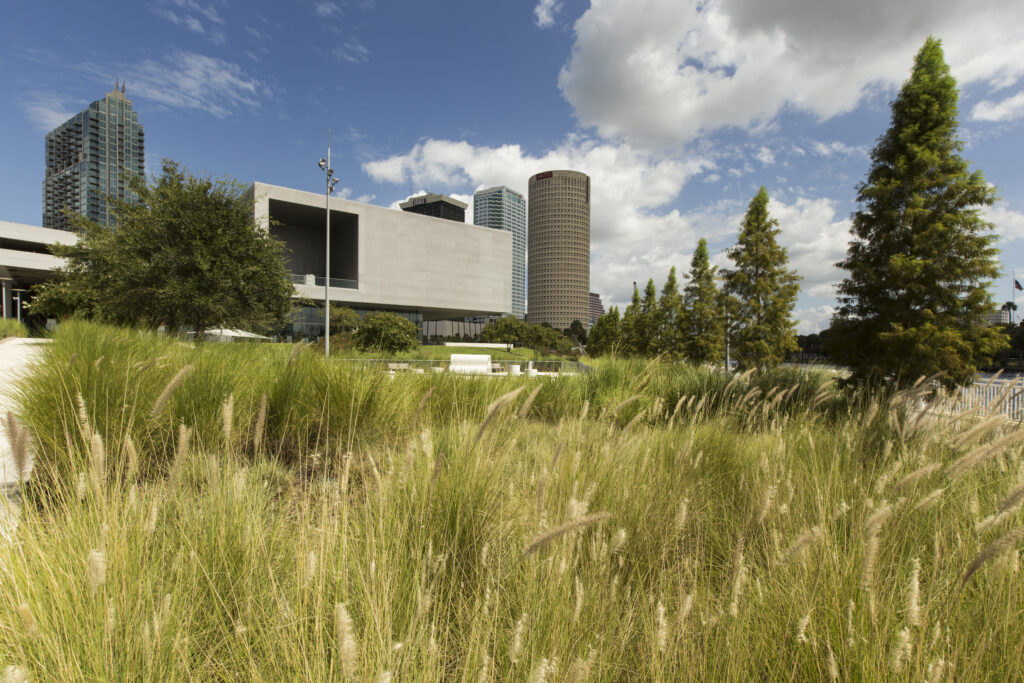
450 354 492 375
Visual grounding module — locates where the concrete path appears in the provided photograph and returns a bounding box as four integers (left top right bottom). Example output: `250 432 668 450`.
0 338 47 539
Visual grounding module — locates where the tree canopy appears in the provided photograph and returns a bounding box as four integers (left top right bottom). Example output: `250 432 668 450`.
723 187 801 370
829 37 1006 389
682 238 724 365
353 312 419 354
31 159 294 339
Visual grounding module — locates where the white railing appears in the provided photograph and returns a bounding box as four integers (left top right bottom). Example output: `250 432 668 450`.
946 378 1024 421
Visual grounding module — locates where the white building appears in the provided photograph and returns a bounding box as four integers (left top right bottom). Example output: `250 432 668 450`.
253 183 512 337
0 220 76 320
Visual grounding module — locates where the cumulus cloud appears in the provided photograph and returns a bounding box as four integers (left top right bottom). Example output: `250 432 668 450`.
314 1 343 17
793 304 836 334
534 0 562 28
973 91 1024 122
558 0 1024 147
755 146 775 165
126 52 269 118
364 137 713 306
811 140 864 157
768 196 851 298
333 38 371 63
987 205 1024 242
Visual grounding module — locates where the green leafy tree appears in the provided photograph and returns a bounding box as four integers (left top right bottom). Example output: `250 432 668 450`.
480 316 530 346
681 238 725 364
567 320 588 347
330 306 360 335
31 159 293 339
829 37 1006 389
723 187 801 370
656 266 685 358
354 312 419 354
586 306 621 356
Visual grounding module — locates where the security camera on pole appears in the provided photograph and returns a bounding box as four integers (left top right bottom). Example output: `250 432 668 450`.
318 130 340 357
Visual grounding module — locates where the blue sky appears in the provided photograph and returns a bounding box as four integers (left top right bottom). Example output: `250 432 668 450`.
3 0 1024 332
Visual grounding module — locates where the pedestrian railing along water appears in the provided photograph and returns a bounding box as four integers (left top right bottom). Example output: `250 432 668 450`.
333 358 590 377
944 377 1024 421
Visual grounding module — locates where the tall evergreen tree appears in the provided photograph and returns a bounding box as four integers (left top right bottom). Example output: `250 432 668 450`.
639 278 659 356
657 266 685 358
723 187 801 370
619 286 644 356
681 238 725 364
586 306 621 356
830 37 1006 389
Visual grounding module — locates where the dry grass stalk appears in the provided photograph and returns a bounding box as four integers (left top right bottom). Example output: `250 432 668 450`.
523 512 613 555
288 341 305 364
253 393 268 452
174 423 193 473
609 396 642 422
780 525 824 564
755 484 777 524
124 435 139 481
579 399 590 421
893 462 941 492
946 428 1024 479
75 391 93 442
519 384 544 419
907 558 921 627
961 527 1024 587
221 393 234 448
335 603 359 677
914 487 946 511
4 411 29 482
992 481 1024 521
952 415 1006 450
861 503 892 604
87 548 106 594
622 409 646 432
18 603 39 639
655 600 668 653
476 386 526 446
411 387 433 431
89 432 105 491
150 365 194 418
509 613 529 664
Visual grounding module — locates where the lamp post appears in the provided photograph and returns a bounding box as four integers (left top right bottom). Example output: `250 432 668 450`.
12 289 25 324
318 130 340 357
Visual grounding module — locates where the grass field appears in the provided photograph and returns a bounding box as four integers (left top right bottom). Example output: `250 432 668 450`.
1 321 1022 680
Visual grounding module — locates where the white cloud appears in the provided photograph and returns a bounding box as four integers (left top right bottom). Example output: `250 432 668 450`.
793 304 835 334
987 205 1024 241
19 93 75 130
126 52 268 118
558 0 1024 147
314 1 343 17
768 196 851 297
333 38 371 63
973 91 1024 122
534 0 562 28
152 0 226 44
364 137 713 307
755 146 775 165
811 140 864 157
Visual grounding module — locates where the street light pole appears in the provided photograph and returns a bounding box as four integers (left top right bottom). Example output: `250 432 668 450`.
318 130 339 357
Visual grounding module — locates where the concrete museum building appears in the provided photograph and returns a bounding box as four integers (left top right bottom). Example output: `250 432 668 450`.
253 183 512 337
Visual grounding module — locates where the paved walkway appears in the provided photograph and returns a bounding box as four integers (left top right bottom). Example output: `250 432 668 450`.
0 338 47 539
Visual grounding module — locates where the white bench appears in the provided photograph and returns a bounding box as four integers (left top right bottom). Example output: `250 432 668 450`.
449 354 492 375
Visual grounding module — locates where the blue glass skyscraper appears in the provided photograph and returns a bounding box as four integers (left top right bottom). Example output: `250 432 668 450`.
43 85 145 230
473 186 526 319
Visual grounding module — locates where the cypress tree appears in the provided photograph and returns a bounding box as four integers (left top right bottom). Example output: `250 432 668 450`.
723 187 801 370
830 37 1006 389
586 306 621 356
681 238 724 365
639 278 659 356
619 286 644 356
657 266 685 358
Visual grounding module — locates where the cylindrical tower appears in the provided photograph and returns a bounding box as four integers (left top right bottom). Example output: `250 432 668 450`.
527 170 591 330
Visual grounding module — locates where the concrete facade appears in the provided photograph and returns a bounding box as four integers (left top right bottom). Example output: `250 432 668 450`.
527 170 591 330
0 220 76 319
253 183 512 323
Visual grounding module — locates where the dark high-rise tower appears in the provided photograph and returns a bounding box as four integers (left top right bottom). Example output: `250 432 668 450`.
43 85 145 230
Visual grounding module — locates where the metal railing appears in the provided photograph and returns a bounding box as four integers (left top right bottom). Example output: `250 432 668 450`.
333 358 589 376
946 378 1024 421
290 274 358 289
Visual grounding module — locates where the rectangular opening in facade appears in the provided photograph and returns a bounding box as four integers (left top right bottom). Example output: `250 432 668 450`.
268 199 358 287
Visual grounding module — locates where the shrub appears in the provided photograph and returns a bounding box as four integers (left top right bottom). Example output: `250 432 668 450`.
353 312 419 354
